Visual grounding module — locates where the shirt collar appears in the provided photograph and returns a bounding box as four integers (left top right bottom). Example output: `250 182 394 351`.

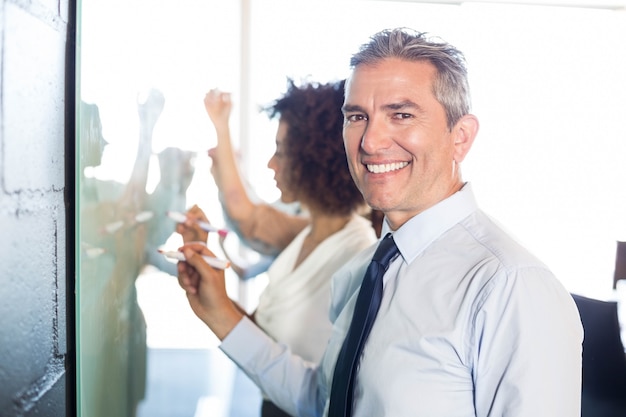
380 182 478 264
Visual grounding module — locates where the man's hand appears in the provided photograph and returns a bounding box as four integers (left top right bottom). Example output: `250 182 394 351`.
177 241 244 339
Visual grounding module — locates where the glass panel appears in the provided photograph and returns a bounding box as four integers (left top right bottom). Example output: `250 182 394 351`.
76 1 240 416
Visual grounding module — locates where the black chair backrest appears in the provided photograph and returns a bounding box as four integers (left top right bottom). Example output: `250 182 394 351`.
614 241 626 289
571 293 626 401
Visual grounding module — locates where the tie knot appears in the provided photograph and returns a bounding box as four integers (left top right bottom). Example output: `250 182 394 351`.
372 233 399 266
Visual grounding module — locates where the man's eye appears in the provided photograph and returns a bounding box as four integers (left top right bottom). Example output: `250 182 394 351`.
346 114 366 122
393 113 412 120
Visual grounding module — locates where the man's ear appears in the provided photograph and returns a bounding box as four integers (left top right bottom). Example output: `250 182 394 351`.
452 114 479 163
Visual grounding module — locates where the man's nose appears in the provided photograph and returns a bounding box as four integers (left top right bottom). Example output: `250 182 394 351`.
360 116 391 154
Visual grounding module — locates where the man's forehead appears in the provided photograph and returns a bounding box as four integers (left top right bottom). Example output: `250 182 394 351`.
344 60 436 106
347 59 434 86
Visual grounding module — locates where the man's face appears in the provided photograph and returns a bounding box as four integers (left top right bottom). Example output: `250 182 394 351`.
343 57 472 229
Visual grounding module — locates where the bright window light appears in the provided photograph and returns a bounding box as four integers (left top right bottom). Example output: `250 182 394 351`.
80 0 626 298
244 0 626 297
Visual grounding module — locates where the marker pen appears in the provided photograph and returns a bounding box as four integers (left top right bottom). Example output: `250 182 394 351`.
158 249 231 270
166 211 229 237
135 211 154 223
102 220 124 234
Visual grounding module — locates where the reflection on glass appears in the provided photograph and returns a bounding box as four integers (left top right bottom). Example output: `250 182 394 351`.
76 0 241 415
77 90 196 416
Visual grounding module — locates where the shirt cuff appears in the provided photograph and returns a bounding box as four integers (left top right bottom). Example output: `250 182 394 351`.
220 316 271 366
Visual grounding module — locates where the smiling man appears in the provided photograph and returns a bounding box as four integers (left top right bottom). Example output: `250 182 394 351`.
341 56 476 229
177 28 583 417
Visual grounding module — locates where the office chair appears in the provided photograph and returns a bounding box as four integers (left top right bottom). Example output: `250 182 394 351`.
571 293 626 417
613 241 626 290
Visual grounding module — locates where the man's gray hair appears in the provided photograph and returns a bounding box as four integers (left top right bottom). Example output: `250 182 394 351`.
350 28 471 130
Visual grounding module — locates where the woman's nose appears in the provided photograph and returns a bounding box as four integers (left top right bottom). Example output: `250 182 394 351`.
267 154 276 171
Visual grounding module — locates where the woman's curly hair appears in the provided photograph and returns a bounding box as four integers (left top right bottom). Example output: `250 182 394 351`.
263 79 365 216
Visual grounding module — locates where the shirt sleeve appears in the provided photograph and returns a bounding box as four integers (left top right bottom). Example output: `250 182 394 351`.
219 317 326 417
471 266 583 417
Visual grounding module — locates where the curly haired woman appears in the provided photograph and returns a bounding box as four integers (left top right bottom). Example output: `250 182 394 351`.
178 79 377 417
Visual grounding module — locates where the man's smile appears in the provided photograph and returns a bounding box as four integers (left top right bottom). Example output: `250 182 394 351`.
365 161 409 174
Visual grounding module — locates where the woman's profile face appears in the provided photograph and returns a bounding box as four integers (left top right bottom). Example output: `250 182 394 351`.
267 119 297 203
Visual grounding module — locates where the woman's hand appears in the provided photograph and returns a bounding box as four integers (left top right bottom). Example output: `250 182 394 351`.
175 204 210 243
204 89 232 132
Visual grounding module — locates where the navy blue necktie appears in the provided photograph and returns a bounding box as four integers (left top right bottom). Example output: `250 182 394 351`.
328 233 399 416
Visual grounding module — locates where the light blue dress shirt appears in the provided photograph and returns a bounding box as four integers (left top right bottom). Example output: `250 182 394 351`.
221 183 583 417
